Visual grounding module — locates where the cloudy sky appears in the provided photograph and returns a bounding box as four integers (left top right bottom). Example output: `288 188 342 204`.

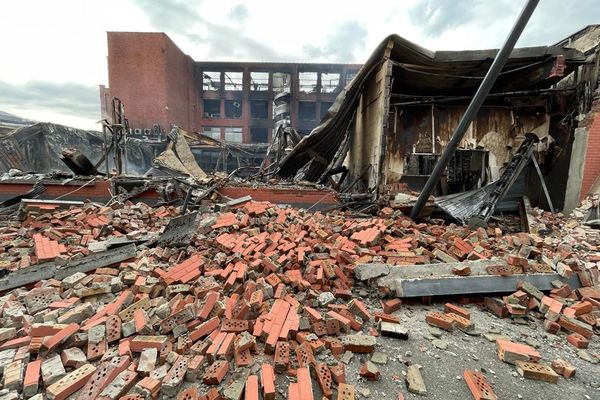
1 0 598 130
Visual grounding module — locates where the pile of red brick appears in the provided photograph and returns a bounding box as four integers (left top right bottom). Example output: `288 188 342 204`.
426 299 586 396
0 201 177 272
482 280 600 352
0 199 598 399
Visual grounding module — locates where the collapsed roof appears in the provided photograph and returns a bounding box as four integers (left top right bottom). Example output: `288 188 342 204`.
275 34 586 183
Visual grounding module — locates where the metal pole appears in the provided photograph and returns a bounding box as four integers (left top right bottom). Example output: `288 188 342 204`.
101 124 109 176
531 154 555 213
409 0 539 220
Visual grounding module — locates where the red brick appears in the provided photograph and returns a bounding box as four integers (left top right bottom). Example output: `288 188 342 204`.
87 339 107 361
551 359 576 378
221 319 249 333
337 383 355 400
23 359 42 396
297 367 314 400
274 341 290 373
261 364 276 400
129 335 168 352
177 388 199 400
566 333 589 349
445 313 474 331
543 319 560 334
348 299 371 321
190 317 220 342
245 375 259 400
288 382 300 400
463 370 497 400
234 348 253 368
78 358 128 400
484 297 508 318
374 312 401 324
43 323 79 354
304 306 323 322
425 312 455 331
558 315 594 338
381 299 402 314
496 339 541 364
202 360 229 385
444 303 470 319
46 364 96 400
315 362 333 397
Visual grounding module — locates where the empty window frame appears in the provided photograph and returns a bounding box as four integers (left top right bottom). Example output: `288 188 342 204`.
250 72 269 91
225 100 242 119
250 127 270 143
224 127 243 142
346 71 357 85
320 101 333 119
250 100 269 119
272 72 291 92
321 72 340 93
299 72 318 93
202 127 222 140
224 71 243 91
299 101 317 121
203 99 221 118
193 148 220 171
202 71 221 91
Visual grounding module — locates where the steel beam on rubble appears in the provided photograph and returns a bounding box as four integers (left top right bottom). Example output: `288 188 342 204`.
354 259 581 298
409 0 540 220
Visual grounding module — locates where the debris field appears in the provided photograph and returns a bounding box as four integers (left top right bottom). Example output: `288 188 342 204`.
0 197 599 400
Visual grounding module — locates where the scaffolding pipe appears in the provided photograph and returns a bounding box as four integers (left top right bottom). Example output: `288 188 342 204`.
409 0 540 220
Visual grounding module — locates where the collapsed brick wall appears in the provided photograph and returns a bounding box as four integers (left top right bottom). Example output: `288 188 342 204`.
1 199 599 399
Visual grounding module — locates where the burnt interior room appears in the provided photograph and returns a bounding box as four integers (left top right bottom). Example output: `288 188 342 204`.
203 99 220 119
386 52 582 212
250 100 269 119
224 99 242 119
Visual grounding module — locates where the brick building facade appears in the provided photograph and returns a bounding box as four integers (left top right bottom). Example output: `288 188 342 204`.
101 32 360 144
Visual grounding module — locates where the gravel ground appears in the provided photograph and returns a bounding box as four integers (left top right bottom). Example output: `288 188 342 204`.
340 302 600 400
180 296 600 400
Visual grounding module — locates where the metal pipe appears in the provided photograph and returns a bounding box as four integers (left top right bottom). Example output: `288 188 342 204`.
409 0 539 220
101 124 109 176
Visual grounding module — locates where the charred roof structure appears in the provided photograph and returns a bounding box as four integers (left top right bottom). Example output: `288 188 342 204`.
275 31 599 217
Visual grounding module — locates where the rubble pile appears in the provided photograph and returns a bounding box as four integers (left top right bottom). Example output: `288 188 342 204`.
0 199 599 399
570 195 600 222
1 201 178 272
426 285 597 390
528 199 600 244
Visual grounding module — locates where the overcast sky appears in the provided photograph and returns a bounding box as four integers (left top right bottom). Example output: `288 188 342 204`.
0 0 598 130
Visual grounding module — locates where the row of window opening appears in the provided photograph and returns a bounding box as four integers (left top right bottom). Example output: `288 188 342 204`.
202 71 356 93
203 100 333 121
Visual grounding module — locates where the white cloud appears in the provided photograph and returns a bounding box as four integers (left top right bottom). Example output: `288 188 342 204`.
0 0 597 130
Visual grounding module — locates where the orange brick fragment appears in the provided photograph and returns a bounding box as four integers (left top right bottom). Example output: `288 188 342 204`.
463 370 497 400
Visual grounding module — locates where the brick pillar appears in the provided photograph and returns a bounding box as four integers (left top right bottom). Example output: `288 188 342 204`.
580 108 600 200
242 67 251 143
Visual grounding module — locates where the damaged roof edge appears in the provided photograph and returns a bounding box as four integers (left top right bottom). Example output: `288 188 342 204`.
275 33 585 182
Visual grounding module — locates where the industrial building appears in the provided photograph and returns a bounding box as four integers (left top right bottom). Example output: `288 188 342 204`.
100 32 360 144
